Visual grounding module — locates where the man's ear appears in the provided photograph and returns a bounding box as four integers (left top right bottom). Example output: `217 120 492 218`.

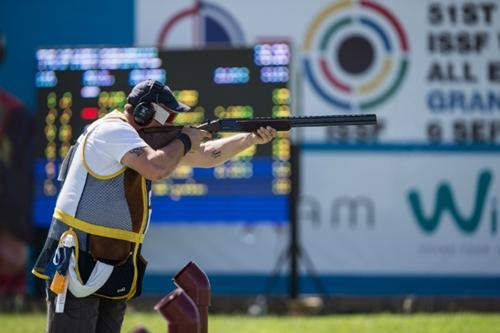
124 104 133 113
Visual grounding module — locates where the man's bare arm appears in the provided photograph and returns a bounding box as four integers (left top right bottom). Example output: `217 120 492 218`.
121 143 186 180
181 127 276 168
121 126 211 180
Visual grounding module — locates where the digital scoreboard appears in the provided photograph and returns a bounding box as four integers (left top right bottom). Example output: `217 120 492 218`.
34 45 292 227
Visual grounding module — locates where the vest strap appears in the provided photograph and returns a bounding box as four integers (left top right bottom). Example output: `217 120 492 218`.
54 209 145 244
81 117 127 180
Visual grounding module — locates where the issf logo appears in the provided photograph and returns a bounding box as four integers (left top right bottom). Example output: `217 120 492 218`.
302 0 409 111
407 170 497 235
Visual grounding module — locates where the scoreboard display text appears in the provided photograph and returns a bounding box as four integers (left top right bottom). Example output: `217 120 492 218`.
34 45 291 226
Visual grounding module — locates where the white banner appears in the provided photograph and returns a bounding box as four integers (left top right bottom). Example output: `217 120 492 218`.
300 149 500 275
142 225 288 273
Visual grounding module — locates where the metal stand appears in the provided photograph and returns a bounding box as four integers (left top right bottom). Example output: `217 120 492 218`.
263 143 327 299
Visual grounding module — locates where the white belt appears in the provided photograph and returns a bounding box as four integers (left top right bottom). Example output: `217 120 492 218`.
68 253 114 298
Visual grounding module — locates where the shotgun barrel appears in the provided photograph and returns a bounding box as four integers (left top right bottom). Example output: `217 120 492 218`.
197 114 377 133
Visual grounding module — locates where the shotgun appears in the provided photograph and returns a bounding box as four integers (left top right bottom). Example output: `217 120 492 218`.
138 114 377 149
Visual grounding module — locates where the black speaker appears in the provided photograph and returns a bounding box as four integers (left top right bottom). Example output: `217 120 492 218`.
133 80 164 126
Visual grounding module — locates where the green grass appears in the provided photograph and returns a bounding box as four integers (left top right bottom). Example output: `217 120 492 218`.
1 312 500 333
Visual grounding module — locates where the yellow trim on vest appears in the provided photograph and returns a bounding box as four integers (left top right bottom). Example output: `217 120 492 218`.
81 113 128 180
32 269 49 280
59 228 84 284
82 132 126 180
54 209 145 244
105 109 127 121
129 176 148 299
94 176 149 301
31 228 82 282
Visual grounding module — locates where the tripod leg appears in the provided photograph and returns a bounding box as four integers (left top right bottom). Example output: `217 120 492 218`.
298 247 328 295
263 246 290 295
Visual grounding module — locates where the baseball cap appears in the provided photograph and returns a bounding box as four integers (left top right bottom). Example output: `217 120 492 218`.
127 79 190 112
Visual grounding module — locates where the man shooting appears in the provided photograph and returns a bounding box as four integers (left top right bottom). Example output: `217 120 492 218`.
32 79 276 333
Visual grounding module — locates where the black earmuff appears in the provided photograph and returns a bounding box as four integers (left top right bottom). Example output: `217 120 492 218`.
133 80 164 126
133 102 155 126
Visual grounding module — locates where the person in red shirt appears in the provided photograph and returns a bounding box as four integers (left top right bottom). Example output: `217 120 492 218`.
0 31 35 298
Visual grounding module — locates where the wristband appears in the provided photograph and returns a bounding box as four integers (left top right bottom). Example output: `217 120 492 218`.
176 132 192 155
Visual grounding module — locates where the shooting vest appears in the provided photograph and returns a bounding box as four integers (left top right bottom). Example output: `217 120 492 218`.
32 112 150 300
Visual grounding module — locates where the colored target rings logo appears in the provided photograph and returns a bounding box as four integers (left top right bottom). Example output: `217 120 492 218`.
303 0 409 111
157 1 245 47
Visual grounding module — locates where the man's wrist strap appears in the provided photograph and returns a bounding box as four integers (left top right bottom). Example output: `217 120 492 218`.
176 133 192 155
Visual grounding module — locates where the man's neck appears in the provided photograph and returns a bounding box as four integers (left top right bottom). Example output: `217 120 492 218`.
123 111 141 130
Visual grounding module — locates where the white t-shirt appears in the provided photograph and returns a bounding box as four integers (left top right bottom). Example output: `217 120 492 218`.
83 118 147 176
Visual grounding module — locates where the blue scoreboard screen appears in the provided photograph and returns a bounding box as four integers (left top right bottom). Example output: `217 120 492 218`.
34 45 292 226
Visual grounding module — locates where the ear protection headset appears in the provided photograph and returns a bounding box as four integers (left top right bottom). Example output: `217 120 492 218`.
133 80 164 126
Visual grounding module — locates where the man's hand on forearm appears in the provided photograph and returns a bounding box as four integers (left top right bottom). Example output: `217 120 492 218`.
250 126 277 145
181 126 277 167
